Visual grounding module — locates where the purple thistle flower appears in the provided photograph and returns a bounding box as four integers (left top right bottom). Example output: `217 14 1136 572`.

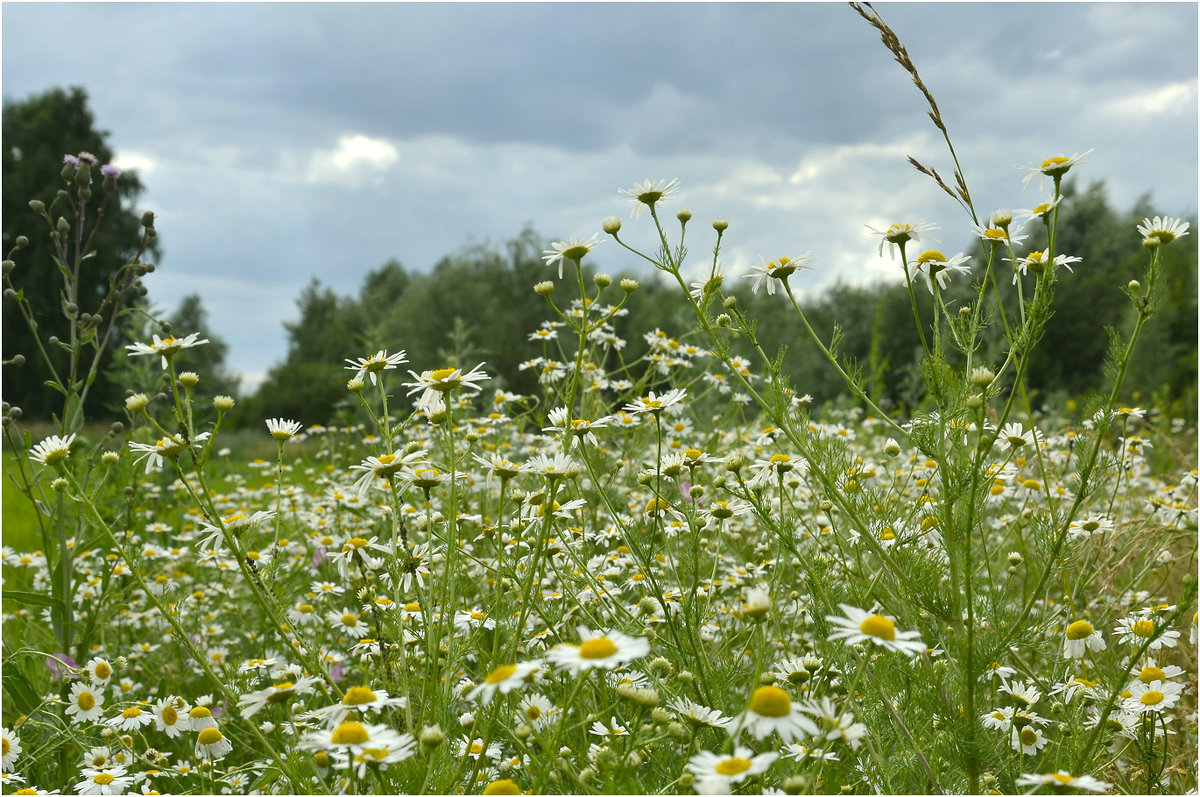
62 154 80 167
101 164 121 178
46 652 79 679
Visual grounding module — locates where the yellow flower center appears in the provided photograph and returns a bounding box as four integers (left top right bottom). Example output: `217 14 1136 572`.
94 662 112 680
342 613 358 626
982 228 1006 241
1050 773 1073 785
644 498 669 514
121 707 142 719
197 728 223 745
859 614 896 641
579 637 618 659
1041 156 1070 170
1139 667 1165 684
313 751 331 768
78 692 96 710
1132 620 1155 637
1140 690 1164 706
342 686 377 705
1065 620 1094 640
1019 727 1038 746
482 779 521 795
486 664 518 684
331 721 370 745
189 706 212 719
161 706 177 724
715 757 752 776
376 454 395 465
748 685 791 717
93 774 115 786
916 250 947 265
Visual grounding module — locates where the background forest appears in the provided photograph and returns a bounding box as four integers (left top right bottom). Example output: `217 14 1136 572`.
4 88 1197 430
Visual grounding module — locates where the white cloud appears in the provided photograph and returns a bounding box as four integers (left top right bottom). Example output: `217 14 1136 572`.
111 152 156 173
1098 79 1198 119
306 134 399 186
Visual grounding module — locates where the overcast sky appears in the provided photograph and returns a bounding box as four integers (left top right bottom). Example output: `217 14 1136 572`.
3 2 1197 391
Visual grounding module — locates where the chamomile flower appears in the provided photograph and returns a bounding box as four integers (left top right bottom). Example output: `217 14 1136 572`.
1063 620 1106 659
467 661 541 705
1123 680 1183 714
800 697 868 750
1113 615 1180 650
84 658 115 686
668 697 733 730
405 363 490 413
731 685 818 743
1130 660 1185 684
1019 150 1092 187
825 604 926 656
344 349 407 386
1011 724 1050 755
66 682 107 723
298 721 411 759
1015 771 1111 793
193 727 233 760
127 433 210 474
349 449 427 498
687 747 778 793
1 727 20 771
1137 215 1190 246
912 250 972 294
542 235 602 278
546 627 649 673
73 764 133 795
126 332 209 369
238 675 320 717
29 434 76 467
151 696 187 738
106 705 154 731
265 418 302 441
622 388 687 415
618 178 680 218
746 254 813 295
868 221 938 259
1012 250 1081 282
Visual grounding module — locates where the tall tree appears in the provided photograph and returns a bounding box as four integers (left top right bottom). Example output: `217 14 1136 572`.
2 86 158 418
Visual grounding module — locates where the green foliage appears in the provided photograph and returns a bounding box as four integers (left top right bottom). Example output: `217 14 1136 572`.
2 87 159 418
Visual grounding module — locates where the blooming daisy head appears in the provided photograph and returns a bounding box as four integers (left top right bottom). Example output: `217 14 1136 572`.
1123 680 1183 714
546 626 649 674
687 746 779 793
125 332 209 369
265 418 302 441
467 660 541 705
731 685 818 743
542 234 602 277
913 250 972 294
1137 215 1190 247
405 363 489 413
746 254 814 295
868 220 938 258
825 604 926 656
29 434 76 467
1014 771 1111 793
1020 150 1092 187
1062 619 1106 659
618 178 680 218
344 349 407 385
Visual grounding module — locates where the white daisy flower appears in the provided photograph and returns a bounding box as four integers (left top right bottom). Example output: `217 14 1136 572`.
542 234 602 278
348 449 427 498
344 349 407 385
667 697 733 730
74 764 134 795
65 682 106 723
745 254 813 295
29 433 76 467
1 727 21 771
799 697 867 750
1019 150 1093 187
125 332 209 368
867 220 938 259
687 746 778 793
194 727 233 760
825 604 926 657
1137 215 1190 246
545 626 649 674
1113 615 1180 650
1015 771 1111 793
265 418 302 440
151 696 188 738
622 388 687 415
106 705 154 731
405 363 489 413
1011 724 1049 755
912 249 972 294
1130 660 1185 685
618 178 680 218
1123 680 1184 714
467 661 541 705
127 433 210 474
1062 620 1106 659
730 685 818 743
1012 250 1081 282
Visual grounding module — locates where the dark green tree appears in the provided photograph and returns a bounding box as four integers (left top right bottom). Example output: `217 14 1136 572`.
166 294 239 399
2 86 158 419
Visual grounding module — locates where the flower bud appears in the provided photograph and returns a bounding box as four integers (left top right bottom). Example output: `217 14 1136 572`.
101 451 120 466
125 393 149 412
56 217 70 235
883 437 902 457
418 724 445 748
51 477 69 492
28 200 45 214
715 313 732 328
619 278 639 293
213 395 235 412
970 367 995 387
593 272 612 288
965 393 983 410
601 216 622 234
676 208 692 223
713 219 729 232
1128 280 1141 292
722 295 738 310
534 281 555 296
347 377 366 393
2 260 13 276
178 371 200 388
141 210 156 229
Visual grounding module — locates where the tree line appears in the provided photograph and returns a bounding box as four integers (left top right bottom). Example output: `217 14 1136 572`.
4 87 1195 430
